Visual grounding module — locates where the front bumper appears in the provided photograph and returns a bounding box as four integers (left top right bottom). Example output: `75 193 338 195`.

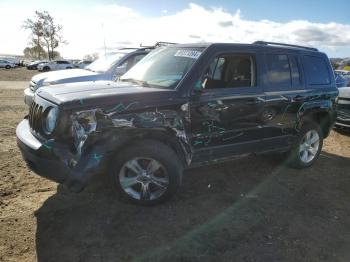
16 119 106 191
24 88 34 106
335 98 350 128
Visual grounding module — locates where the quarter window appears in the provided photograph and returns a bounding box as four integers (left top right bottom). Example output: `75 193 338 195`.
303 55 330 85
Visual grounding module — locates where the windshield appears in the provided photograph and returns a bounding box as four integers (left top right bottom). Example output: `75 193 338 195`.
120 47 204 89
86 52 128 73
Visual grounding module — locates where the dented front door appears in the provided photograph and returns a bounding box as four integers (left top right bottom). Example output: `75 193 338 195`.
189 87 266 158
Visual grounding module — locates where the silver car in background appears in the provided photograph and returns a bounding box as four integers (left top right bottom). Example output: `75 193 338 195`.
0 59 16 69
37 60 75 71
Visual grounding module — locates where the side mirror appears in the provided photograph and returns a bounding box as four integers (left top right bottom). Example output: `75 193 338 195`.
192 79 207 96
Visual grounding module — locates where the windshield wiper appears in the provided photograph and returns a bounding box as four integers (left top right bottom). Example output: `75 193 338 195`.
120 78 150 87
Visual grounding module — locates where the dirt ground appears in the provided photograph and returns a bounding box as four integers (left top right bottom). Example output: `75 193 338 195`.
0 77 350 261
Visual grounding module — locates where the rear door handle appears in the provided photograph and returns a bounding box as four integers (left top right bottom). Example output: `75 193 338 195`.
293 95 305 102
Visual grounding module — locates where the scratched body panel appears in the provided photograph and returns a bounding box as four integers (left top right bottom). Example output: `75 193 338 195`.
70 98 193 166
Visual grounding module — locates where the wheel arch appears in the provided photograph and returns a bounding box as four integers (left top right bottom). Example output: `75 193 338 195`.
298 107 334 138
103 128 190 167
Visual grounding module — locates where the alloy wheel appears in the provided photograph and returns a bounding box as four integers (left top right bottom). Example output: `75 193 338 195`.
118 157 169 201
299 130 320 164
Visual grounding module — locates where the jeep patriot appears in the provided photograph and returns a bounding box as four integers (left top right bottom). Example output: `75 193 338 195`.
16 42 338 205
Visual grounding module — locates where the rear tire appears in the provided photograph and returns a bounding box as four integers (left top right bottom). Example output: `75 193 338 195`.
287 121 323 168
108 140 183 205
5 65 10 69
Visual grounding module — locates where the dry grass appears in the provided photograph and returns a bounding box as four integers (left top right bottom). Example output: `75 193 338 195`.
0 67 39 81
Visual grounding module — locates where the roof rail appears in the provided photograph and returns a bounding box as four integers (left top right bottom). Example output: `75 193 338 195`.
138 47 157 52
155 41 178 47
119 47 139 50
140 42 178 48
253 41 318 51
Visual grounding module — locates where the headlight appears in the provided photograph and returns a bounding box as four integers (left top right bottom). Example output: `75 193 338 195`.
44 107 58 134
71 110 98 152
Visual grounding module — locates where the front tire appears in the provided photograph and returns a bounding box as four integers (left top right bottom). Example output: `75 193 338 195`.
5 65 10 69
43 66 50 72
287 121 323 168
109 140 183 205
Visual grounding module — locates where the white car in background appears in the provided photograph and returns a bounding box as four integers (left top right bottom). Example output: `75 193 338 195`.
23 42 176 106
0 59 16 69
335 85 350 128
37 60 74 72
24 48 151 105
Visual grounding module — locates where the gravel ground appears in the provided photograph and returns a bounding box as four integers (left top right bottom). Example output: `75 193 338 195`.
0 81 350 262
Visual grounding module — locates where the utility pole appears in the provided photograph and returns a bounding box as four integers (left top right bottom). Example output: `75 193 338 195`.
102 23 106 57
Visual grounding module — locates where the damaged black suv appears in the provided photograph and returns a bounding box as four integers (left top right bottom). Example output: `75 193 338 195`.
17 42 338 205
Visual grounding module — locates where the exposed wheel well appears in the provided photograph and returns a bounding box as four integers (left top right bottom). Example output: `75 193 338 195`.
107 129 188 167
302 111 332 138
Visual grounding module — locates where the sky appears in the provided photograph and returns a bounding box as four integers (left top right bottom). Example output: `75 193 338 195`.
0 0 349 59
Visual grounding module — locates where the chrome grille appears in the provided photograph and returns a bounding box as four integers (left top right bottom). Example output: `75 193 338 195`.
29 81 36 91
28 102 44 132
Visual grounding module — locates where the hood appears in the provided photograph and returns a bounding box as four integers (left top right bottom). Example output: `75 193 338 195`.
338 87 350 98
37 81 177 109
32 69 98 88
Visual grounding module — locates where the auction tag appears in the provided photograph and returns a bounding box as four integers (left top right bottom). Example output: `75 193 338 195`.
174 50 202 59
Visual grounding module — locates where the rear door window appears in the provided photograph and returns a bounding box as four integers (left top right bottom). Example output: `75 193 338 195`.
266 54 304 89
303 55 330 85
266 54 291 89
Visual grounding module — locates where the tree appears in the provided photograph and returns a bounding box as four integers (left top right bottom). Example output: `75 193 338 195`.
23 46 47 59
330 61 339 70
23 47 60 60
23 11 66 60
22 12 44 59
36 11 66 60
84 53 99 61
51 50 61 60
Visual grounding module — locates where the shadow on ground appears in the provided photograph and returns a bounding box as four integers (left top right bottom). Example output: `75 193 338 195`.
35 152 350 262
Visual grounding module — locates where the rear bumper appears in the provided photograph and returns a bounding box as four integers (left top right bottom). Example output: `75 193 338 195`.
24 88 34 106
16 119 105 191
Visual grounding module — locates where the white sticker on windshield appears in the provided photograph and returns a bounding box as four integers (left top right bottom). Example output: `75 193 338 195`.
174 50 202 59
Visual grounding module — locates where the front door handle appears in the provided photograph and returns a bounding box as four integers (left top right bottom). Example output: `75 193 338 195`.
245 98 262 105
